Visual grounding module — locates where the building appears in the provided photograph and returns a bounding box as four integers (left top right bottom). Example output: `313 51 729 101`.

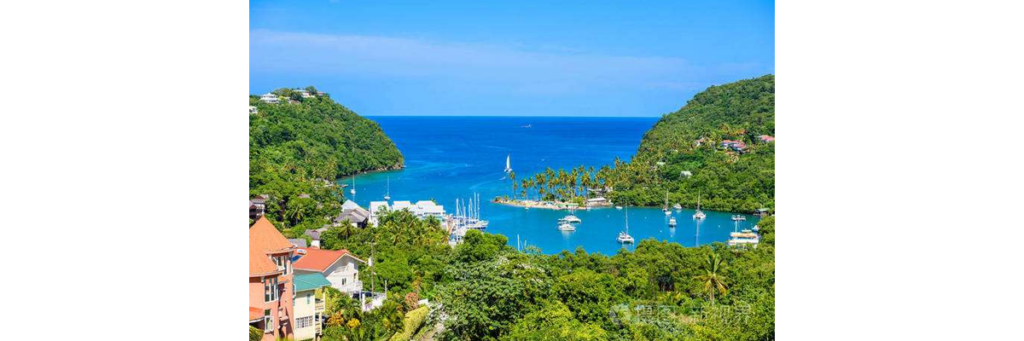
304 227 328 248
759 135 775 143
293 273 330 341
287 238 307 248
368 201 390 226
294 248 365 297
369 200 445 226
680 170 693 178
260 93 279 104
249 195 268 221
694 138 706 147
720 140 747 152
249 106 258 115
249 216 296 341
335 208 370 228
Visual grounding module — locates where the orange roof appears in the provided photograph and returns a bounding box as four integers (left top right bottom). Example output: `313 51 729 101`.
294 247 364 273
250 216 294 253
249 307 263 321
248 235 280 278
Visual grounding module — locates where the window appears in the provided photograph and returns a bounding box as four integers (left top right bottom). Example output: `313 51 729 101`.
306 293 310 304
272 255 290 274
342 278 347 285
296 316 313 329
264 277 279 302
263 309 273 332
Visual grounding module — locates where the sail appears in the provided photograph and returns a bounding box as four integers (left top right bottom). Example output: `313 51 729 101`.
504 155 512 173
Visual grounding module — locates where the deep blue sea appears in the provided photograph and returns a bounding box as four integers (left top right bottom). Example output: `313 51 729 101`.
344 116 759 255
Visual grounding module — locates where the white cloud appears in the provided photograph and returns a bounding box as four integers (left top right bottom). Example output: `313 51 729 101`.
249 30 711 95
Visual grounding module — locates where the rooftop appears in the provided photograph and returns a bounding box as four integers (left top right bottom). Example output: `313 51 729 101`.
293 247 364 273
294 272 332 292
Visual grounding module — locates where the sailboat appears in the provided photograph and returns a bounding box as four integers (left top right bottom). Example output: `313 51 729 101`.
500 155 512 180
663 191 671 215
559 206 582 224
558 222 576 231
350 177 356 196
692 193 706 220
617 207 634 244
384 176 391 201
668 217 677 228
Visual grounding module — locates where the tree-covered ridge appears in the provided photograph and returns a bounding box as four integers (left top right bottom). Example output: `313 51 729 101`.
604 75 775 213
316 209 775 341
249 88 404 232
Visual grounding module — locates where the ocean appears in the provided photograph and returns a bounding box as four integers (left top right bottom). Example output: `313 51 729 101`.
344 116 759 255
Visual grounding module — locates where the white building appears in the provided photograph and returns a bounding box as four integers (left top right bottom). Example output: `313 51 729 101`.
294 248 365 296
292 273 330 340
368 200 445 226
260 93 279 104
249 105 258 115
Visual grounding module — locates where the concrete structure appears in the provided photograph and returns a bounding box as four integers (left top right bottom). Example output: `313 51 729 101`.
369 200 446 226
294 248 365 297
249 216 296 341
260 93 279 104
293 273 330 341
249 195 268 221
249 106 258 115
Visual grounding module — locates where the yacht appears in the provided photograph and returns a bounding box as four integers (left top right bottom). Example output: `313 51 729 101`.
693 194 706 220
731 215 746 221
615 206 623 210
668 217 677 228
559 215 582 224
617 208 634 244
673 203 682 210
558 222 576 232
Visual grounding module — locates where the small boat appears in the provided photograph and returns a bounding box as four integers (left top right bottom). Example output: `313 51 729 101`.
693 193 705 220
732 215 746 221
673 203 682 210
559 215 582 224
558 222 576 232
615 206 623 210
752 225 760 232
618 208 634 243
668 217 677 227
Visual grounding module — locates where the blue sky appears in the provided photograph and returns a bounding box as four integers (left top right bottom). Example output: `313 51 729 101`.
250 0 774 117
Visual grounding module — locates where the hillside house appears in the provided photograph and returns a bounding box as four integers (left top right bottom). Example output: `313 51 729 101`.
249 216 296 341
294 248 365 297
759 135 775 143
292 273 329 340
260 93 279 104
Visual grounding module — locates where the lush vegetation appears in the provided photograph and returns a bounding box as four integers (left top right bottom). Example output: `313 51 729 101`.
315 209 775 341
505 166 609 206
249 326 262 341
249 87 403 235
520 75 775 213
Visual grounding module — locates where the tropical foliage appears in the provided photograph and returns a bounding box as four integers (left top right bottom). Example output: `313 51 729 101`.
249 88 404 234
526 75 775 213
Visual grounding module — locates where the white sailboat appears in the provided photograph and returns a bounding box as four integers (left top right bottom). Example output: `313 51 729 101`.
559 207 582 224
663 191 671 215
504 154 512 174
669 217 677 227
618 207 634 244
350 177 356 196
558 222 576 231
384 176 391 201
693 193 706 220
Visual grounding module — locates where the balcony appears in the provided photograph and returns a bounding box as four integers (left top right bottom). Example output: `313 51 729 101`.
315 299 325 312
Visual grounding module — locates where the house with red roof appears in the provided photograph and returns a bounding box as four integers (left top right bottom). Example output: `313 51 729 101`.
294 247 366 297
249 216 296 341
759 135 775 143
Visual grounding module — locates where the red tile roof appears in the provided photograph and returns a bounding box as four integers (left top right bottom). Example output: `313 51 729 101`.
294 247 364 273
250 216 294 253
249 306 263 321
249 246 278 276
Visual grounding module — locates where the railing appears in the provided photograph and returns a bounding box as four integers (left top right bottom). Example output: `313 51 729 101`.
315 299 325 312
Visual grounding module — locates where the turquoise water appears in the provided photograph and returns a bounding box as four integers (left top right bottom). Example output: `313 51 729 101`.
344 116 759 255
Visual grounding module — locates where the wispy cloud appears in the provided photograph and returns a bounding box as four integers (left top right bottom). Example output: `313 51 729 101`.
249 30 730 96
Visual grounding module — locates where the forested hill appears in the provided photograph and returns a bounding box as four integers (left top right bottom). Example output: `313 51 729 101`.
605 75 775 212
249 88 403 233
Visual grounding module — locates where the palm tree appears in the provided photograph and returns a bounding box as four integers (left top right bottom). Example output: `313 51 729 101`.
696 253 728 304
509 170 517 199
